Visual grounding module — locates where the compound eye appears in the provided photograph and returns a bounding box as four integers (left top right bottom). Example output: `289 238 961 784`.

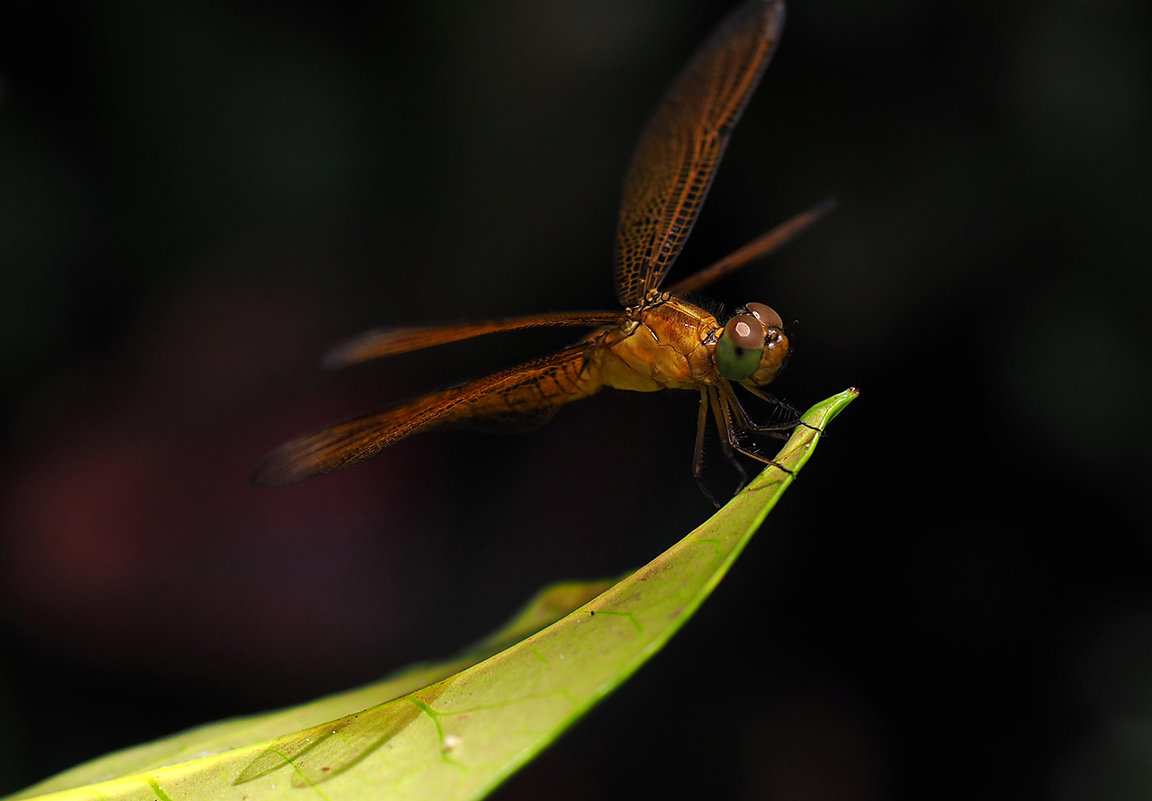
716 314 767 381
744 302 783 330
727 315 766 350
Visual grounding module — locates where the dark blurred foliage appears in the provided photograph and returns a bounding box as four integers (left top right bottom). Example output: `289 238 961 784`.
1 0 1150 798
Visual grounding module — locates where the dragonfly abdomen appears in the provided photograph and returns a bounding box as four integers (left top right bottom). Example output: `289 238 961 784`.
443 350 604 433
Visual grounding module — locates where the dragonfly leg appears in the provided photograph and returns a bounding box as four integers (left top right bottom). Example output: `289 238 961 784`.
728 390 794 443
709 385 752 495
717 382 794 475
741 385 821 435
693 389 724 508
694 382 799 504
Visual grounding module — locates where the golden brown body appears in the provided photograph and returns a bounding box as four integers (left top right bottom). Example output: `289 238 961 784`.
594 295 724 393
253 0 824 501
406 294 729 433
438 290 788 431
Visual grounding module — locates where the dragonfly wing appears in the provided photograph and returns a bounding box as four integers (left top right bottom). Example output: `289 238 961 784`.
613 0 785 305
323 311 621 368
253 345 598 486
663 197 835 296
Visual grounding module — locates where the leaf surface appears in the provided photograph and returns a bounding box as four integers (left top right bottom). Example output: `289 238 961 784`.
7 388 857 801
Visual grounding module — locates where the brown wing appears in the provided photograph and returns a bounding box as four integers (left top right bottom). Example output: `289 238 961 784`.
663 197 834 296
613 0 785 305
323 310 621 368
253 345 599 486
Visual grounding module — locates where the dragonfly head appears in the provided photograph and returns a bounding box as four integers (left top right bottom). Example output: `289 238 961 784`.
715 302 789 386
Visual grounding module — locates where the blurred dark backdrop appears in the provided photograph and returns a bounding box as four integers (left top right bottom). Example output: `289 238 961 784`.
1 0 1150 798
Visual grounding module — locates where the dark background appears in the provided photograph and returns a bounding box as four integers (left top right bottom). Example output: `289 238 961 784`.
2 0 1149 798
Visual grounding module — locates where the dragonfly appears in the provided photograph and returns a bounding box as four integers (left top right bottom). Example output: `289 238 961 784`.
253 0 829 504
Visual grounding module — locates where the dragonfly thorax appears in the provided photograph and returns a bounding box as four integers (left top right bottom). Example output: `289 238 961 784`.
593 297 723 393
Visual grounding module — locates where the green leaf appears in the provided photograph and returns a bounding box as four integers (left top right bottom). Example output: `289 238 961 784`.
6 388 857 801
